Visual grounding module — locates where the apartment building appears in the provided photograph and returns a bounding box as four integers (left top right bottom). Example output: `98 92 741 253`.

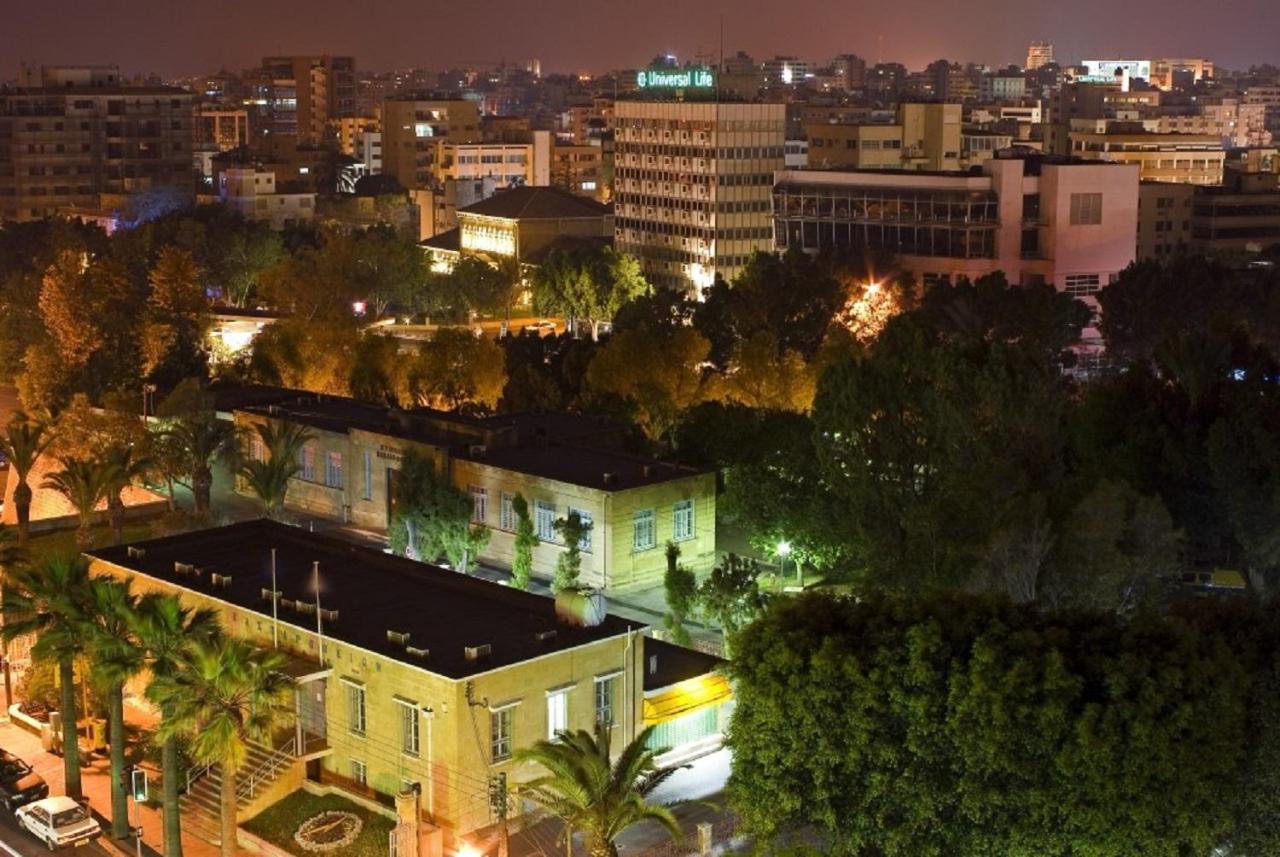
1065 119 1225 184
550 144 606 200
197 108 250 152
805 103 963 171
1136 181 1195 260
0 66 197 222
1027 42 1055 71
89 521 731 851
1149 58 1214 91
218 167 315 230
613 99 785 292
773 152 1139 308
252 56 356 145
431 133 551 189
232 393 716 590
381 97 483 190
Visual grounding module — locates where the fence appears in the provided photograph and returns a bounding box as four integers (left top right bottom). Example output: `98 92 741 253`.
632 815 742 857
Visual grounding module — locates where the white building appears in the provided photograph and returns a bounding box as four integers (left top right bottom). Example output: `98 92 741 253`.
218 168 316 230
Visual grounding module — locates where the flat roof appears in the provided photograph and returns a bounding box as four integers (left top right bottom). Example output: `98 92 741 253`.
88 520 641 680
457 442 707 491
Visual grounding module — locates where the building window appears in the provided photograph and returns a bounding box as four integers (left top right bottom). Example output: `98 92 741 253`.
350 759 367 786
569 508 593 553
633 510 656 552
547 688 569 740
345 682 366 736
673 500 695 542
397 699 420 757
499 492 516 531
299 445 316 482
1065 273 1103 297
1069 192 1103 225
470 486 488 524
490 707 513 762
362 451 373 501
535 500 557 542
249 434 264 462
325 452 343 488
595 675 617 728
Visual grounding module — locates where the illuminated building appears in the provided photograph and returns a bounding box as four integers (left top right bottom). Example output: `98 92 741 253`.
252 55 356 145
773 152 1139 320
197 109 251 152
1026 42 1055 71
90 520 728 848
550 144 606 200
0 65 196 222
1064 119 1225 184
422 185 613 272
380 97 482 190
613 99 785 292
1150 58 1215 90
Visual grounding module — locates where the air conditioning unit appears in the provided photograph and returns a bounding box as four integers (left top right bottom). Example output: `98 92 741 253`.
406 646 430 659
127 546 146 559
210 573 233 589
387 630 411 646
464 643 492 661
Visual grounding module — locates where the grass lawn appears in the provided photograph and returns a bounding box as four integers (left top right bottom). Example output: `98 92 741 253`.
244 790 396 857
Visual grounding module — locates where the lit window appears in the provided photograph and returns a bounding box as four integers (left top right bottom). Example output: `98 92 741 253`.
547 688 569 740
633 510 656 552
673 500 695 542
298 446 316 482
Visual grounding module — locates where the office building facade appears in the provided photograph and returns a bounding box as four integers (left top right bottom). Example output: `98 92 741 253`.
614 100 785 292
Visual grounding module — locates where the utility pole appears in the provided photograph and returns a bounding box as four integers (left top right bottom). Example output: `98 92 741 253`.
488 772 509 857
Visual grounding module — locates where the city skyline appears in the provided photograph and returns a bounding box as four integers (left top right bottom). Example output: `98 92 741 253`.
5 0 1280 80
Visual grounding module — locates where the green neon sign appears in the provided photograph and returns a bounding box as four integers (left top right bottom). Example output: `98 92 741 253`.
636 68 715 89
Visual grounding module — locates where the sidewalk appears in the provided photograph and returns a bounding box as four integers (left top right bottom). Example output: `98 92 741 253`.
0 706 226 857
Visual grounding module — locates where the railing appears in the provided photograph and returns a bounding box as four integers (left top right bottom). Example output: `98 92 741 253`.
237 736 297 804
184 761 212 795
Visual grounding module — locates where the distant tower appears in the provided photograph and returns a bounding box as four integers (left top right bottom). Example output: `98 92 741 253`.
1026 41 1055 71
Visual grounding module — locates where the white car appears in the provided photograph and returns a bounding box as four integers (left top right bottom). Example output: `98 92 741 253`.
15 795 101 850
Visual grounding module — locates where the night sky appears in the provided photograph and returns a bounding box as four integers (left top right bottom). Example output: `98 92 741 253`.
5 0 1277 78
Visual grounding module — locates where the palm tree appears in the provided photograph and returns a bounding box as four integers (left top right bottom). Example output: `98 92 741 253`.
1 556 95 800
0 412 53 548
132 593 220 857
43 455 109 550
236 421 312 519
165 413 237 515
100 444 154 546
0 524 23 705
84 578 144 839
516 726 683 857
154 637 293 857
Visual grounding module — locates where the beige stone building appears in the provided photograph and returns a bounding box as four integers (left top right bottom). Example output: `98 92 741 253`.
381 98 483 190
613 99 785 293
1064 119 1225 185
804 103 963 172
88 521 728 853
233 393 716 590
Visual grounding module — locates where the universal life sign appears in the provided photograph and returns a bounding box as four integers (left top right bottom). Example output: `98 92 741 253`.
637 68 715 89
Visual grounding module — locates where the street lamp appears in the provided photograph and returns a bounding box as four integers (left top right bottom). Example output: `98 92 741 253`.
776 540 792 586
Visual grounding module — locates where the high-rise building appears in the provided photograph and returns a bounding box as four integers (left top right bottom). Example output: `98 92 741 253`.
613 100 785 293
252 55 356 145
1027 42 1055 71
380 97 483 189
0 66 197 222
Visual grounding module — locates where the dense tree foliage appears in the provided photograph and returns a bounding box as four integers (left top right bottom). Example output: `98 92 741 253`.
729 592 1280 857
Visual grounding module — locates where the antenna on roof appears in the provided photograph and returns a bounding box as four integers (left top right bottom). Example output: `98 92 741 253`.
271 547 279 650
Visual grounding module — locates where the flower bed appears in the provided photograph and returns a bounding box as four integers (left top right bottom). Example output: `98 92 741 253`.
243 791 395 857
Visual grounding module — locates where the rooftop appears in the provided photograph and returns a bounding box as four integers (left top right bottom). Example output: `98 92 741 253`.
458 186 611 221
88 520 641 680
642 638 726 691
457 441 705 491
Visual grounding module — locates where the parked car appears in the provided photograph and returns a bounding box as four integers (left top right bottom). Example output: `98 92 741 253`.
0 749 48 811
15 795 101 850
522 320 557 337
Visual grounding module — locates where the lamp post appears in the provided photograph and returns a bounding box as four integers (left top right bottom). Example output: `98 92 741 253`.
777 540 794 588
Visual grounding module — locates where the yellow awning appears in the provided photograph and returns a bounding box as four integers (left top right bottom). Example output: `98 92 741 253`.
643 674 733 725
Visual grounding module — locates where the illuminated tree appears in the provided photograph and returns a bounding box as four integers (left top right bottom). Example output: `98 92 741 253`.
408 328 506 412
586 326 712 444
711 331 817 413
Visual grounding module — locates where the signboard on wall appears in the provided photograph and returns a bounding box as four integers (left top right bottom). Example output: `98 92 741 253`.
637 67 715 89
